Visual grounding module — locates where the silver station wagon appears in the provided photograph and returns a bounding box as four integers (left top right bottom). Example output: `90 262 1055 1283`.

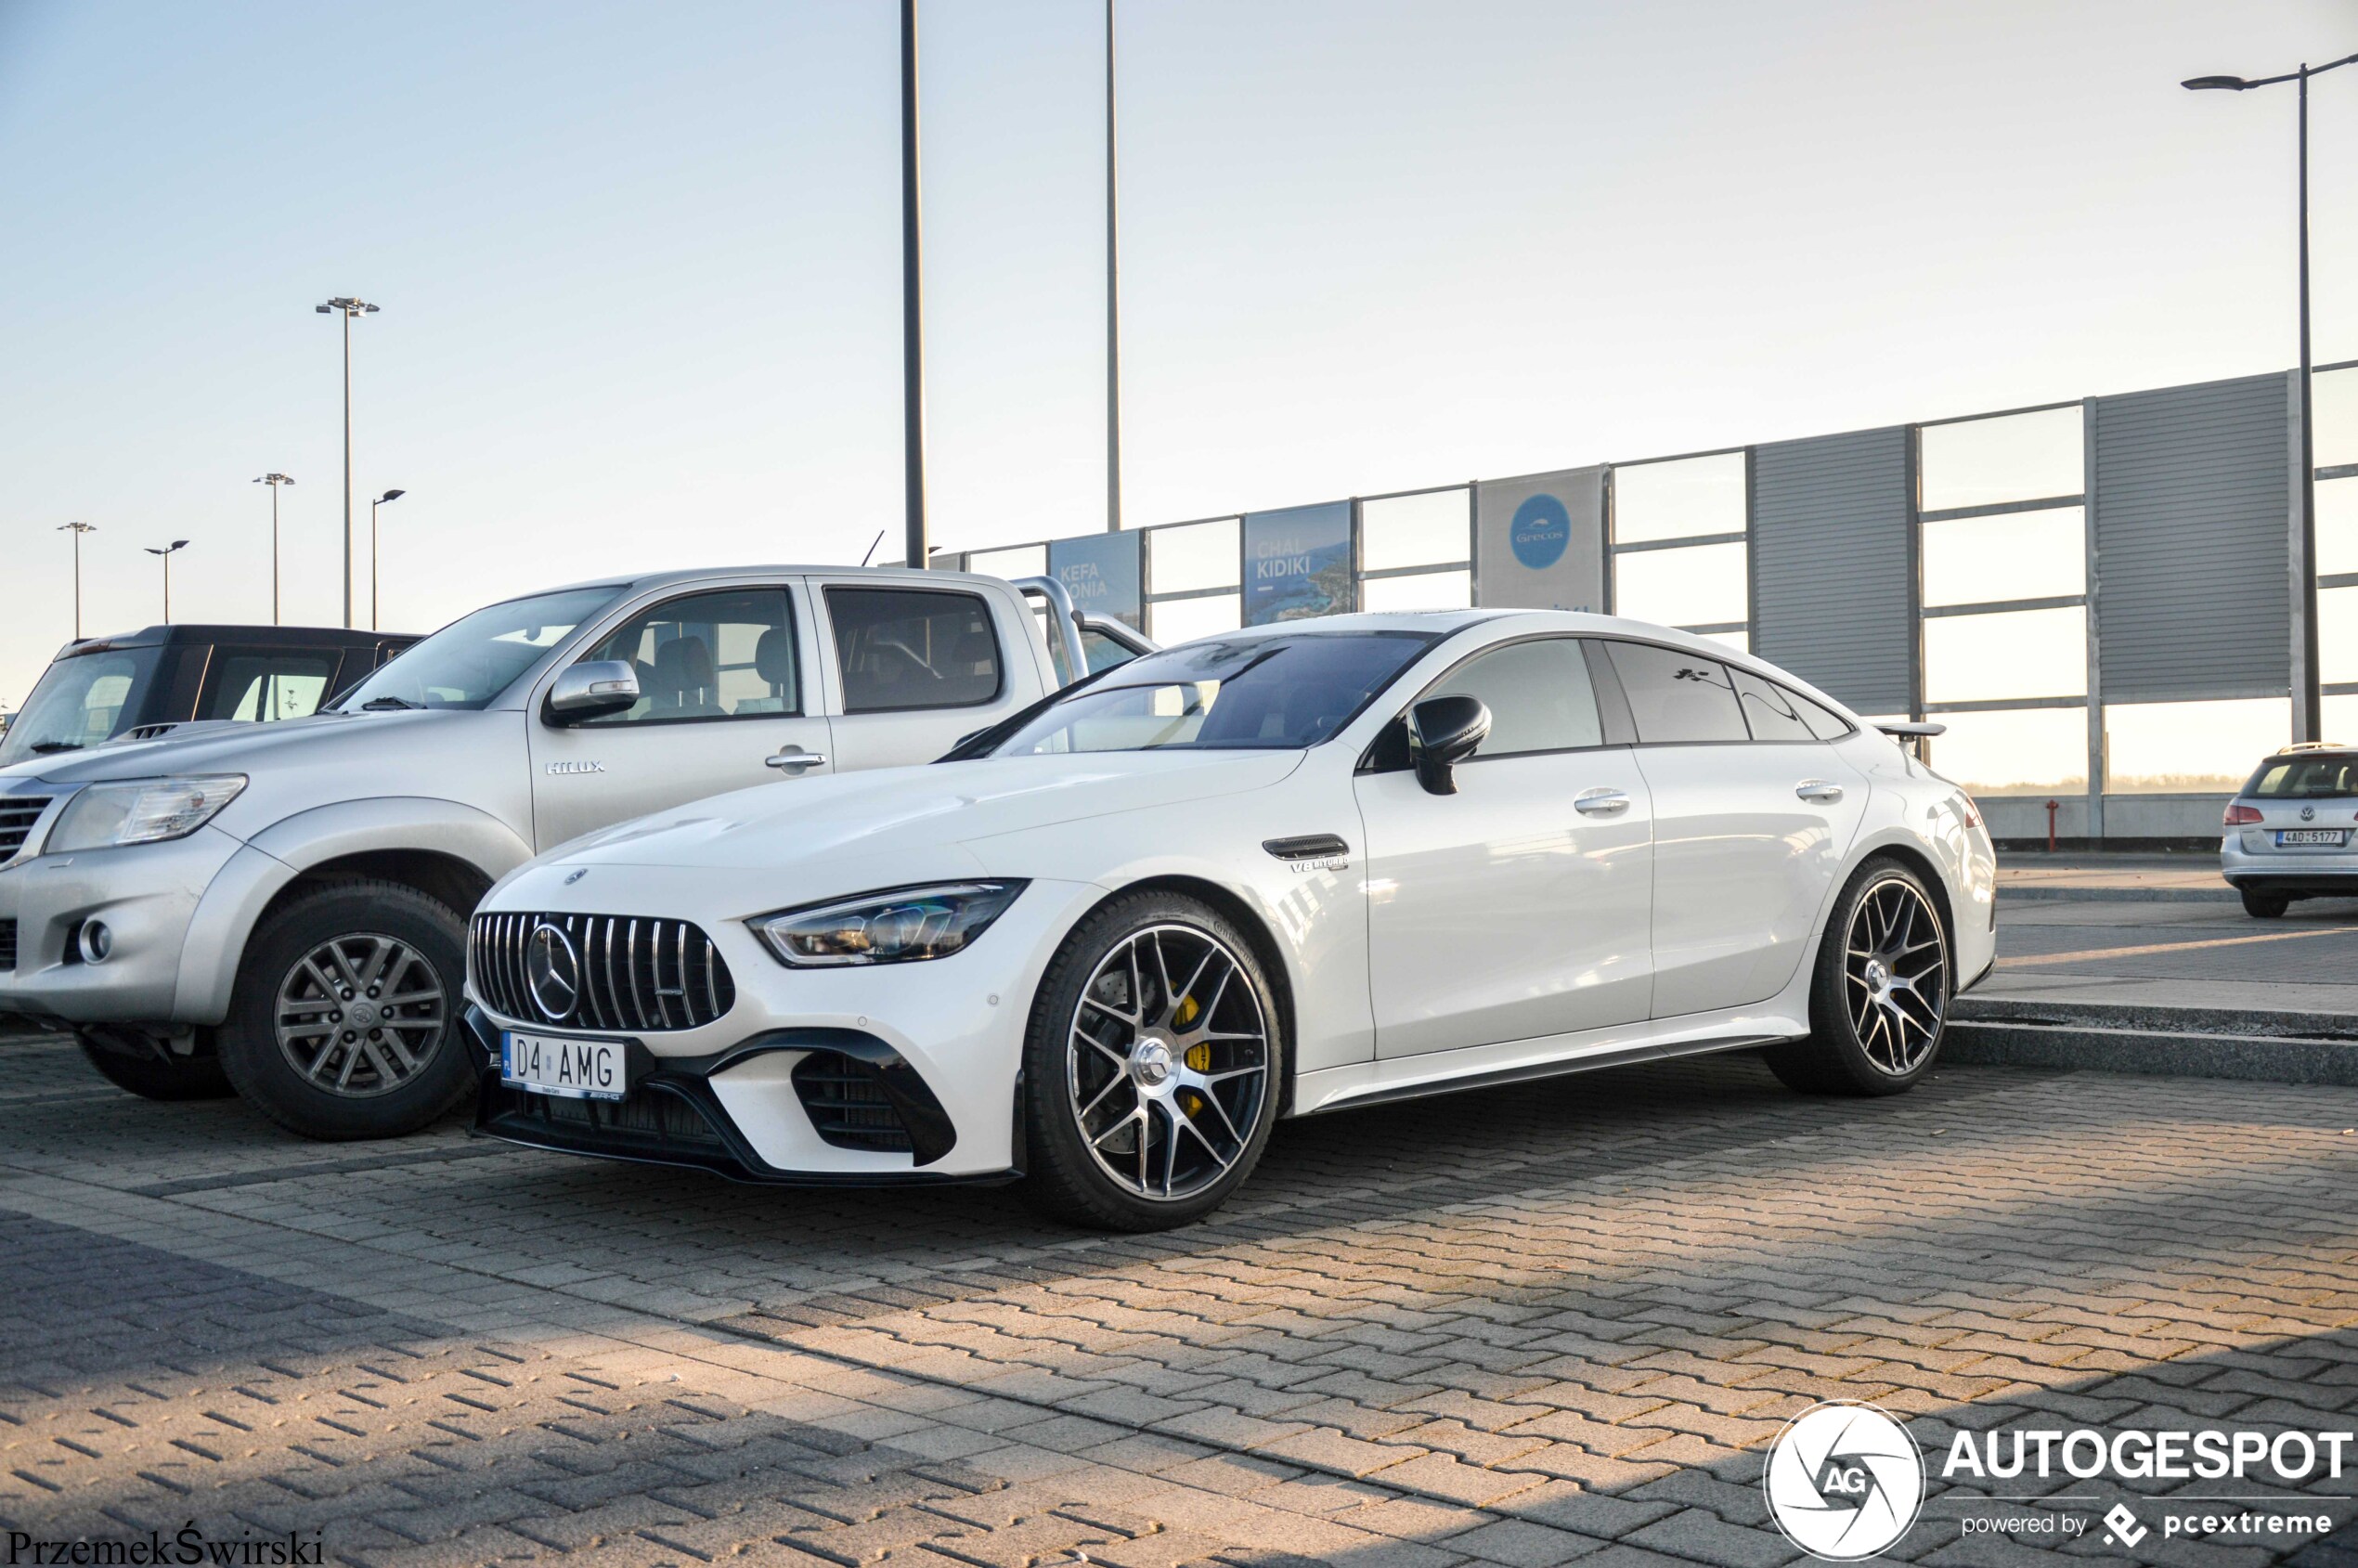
2221 743 2358 917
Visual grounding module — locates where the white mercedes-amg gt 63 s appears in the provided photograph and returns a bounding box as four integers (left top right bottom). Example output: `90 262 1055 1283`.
467 612 1996 1230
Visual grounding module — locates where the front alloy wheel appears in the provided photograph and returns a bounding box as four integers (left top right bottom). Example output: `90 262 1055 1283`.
1067 923 1272 1202
272 932 449 1096
219 877 475 1140
1022 893 1282 1230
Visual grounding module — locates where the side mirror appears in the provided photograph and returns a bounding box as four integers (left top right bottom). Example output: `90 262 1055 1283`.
1407 695 1490 796
545 660 640 724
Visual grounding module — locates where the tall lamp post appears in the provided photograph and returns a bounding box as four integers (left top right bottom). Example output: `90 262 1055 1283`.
369 489 405 631
253 473 294 625
314 297 380 628
2185 51 2358 744
1104 0 1122 533
900 0 928 571
145 540 189 625
57 521 97 640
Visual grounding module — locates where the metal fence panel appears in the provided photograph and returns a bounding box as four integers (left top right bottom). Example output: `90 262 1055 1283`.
1751 427 1913 714
2091 373 2289 702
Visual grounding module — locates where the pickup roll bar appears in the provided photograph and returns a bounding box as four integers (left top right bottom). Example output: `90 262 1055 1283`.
1009 576 1092 686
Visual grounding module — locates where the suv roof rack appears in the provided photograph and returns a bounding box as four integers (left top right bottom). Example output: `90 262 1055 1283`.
2279 740 2352 753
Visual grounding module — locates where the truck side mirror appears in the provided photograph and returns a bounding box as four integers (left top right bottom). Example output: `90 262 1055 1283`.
1407 695 1490 796
545 660 640 725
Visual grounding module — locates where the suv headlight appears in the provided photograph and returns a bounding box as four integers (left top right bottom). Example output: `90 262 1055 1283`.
47 775 249 852
749 881 1025 967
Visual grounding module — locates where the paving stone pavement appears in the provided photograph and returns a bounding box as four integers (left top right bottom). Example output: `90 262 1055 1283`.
0 1027 2353 1567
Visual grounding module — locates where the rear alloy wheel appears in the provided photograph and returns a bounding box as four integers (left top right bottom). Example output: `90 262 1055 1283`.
1767 859 1950 1096
219 878 473 1140
2241 888 2290 919
1020 893 1281 1231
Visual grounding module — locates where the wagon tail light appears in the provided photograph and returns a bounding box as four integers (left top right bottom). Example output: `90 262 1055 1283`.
2223 804 2263 826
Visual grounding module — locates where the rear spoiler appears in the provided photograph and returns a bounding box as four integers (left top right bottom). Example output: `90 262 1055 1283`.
1874 720 1946 739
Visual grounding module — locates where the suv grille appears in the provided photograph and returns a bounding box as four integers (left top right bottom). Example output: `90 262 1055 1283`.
472 912 735 1033
0 797 54 860
0 919 16 972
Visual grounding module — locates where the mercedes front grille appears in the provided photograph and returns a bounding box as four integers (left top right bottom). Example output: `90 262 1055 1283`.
471 912 736 1032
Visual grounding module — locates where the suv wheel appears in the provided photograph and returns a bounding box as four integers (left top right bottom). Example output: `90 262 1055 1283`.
1019 892 1283 1231
218 878 473 1140
77 1029 235 1101
1766 857 1951 1097
2240 888 2289 919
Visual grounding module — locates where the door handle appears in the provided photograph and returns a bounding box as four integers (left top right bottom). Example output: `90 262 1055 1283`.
1796 780 1845 804
1574 787 1630 817
766 748 828 772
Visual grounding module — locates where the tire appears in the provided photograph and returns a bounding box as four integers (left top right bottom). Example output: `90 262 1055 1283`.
1765 857 1952 1097
217 878 473 1140
77 1030 235 1101
1018 891 1284 1231
2240 888 2289 919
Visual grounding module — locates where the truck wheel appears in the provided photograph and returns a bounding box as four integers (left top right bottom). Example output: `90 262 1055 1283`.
218 878 473 1141
77 1029 235 1101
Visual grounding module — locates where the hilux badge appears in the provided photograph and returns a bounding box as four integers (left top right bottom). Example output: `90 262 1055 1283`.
546 759 605 775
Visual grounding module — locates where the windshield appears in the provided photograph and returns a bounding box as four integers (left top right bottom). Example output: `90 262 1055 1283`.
0 645 162 767
2248 754 2358 799
991 630 1437 756
333 587 622 712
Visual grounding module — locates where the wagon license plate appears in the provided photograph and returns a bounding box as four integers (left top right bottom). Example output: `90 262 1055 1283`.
2276 829 2349 847
501 1030 628 1100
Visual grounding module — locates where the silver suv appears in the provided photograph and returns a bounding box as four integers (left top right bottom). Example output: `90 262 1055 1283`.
0 565 1137 1139
2221 742 2358 917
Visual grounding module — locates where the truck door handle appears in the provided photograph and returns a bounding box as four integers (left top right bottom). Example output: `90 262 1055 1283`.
766 748 828 773
1796 780 1845 803
1574 788 1630 817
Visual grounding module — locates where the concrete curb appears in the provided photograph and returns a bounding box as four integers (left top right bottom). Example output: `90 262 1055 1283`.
1948 998 2358 1086
2000 884 2239 904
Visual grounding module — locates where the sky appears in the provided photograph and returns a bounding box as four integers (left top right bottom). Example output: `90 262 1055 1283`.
2 0 2354 709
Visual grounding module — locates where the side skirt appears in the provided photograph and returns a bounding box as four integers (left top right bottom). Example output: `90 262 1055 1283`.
1291 1028 1806 1118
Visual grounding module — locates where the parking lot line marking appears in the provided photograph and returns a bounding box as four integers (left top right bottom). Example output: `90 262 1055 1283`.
1998 926 2353 967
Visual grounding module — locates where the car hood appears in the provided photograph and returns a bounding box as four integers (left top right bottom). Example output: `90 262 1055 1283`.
548 749 1306 870
0 707 463 785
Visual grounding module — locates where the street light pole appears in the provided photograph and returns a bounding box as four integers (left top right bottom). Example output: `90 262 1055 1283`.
900 0 928 571
369 489 405 631
253 473 294 625
57 522 97 640
145 540 189 625
2186 52 2358 744
1105 0 1121 533
314 297 380 627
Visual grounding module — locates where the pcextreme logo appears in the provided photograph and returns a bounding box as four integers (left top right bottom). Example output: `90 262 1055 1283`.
1762 1400 1926 1561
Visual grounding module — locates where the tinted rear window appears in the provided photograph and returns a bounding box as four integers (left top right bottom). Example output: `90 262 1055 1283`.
1606 641 1749 745
2248 755 2358 799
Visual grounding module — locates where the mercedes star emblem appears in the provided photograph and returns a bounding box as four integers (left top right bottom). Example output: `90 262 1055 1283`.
526 922 581 1021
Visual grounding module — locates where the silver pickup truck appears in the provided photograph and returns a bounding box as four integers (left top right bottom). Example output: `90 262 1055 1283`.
0 565 1142 1141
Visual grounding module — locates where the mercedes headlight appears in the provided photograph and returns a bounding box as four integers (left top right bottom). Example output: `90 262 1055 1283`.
749 881 1025 967
47 775 249 852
